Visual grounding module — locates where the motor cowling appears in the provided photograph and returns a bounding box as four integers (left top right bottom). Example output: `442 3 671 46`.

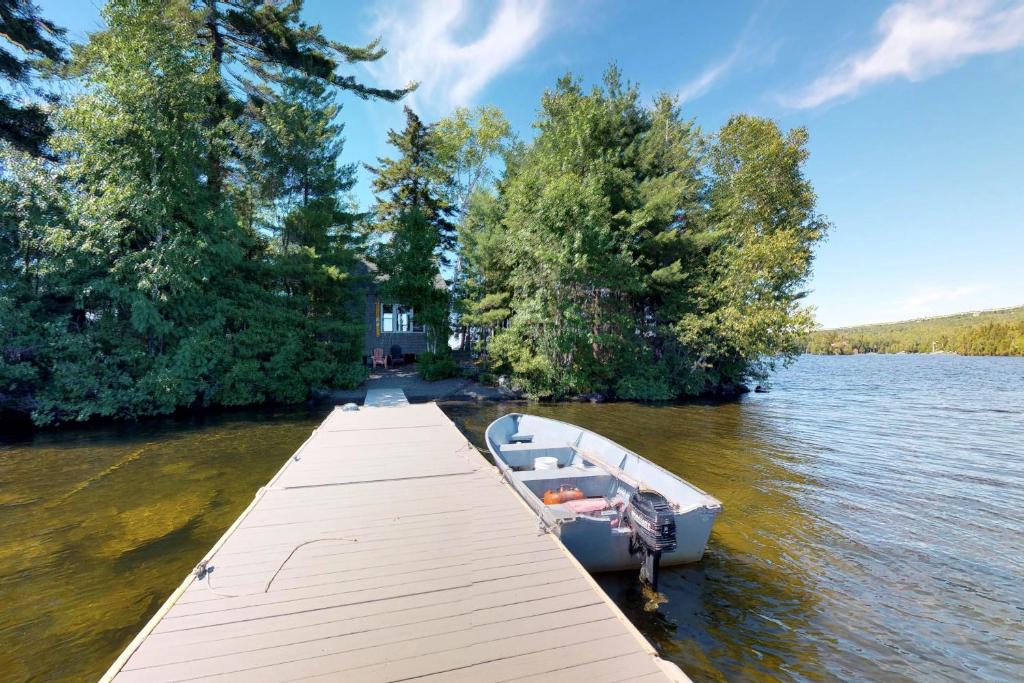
627 490 677 591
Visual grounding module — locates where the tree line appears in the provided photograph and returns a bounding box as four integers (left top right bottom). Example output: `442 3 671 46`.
806 308 1024 356
1 0 412 425
2 0 829 426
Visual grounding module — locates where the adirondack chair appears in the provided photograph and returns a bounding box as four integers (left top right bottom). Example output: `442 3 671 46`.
371 347 388 369
389 344 404 366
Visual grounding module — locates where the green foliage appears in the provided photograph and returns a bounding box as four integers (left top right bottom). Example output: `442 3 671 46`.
806 307 1024 356
614 363 676 402
433 105 513 217
452 189 511 347
190 0 413 194
367 107 456 258
3 7 836 423
466 68 827 400
369 108 453 348
416 350 460 382
0 0 403 426
433 105 513 352
0 0 66 155
332 361 370 389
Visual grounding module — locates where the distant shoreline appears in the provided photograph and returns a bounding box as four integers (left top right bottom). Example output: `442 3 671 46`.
819 304 1024 333
806 305 1024 357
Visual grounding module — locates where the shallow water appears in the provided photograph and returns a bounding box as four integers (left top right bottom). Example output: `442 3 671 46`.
0 407 328 682
1 356 1022 681
442 355 1024 682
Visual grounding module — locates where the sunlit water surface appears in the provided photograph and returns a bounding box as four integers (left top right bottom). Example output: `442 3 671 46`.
1 355 1022 681
444 355 1024 682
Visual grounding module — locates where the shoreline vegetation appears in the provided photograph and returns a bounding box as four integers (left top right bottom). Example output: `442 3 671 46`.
2 1 826 428
805 306 1024 356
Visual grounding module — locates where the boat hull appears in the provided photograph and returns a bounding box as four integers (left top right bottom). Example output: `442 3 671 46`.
555 502 718 572
486 412 722 573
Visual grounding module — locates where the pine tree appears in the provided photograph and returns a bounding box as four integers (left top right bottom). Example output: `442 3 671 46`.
243 72 367 388
0 0 66 155
0 0 403 425
368 107 455 349
471 68 827 399
36 0 249 422
367 107 456 259
194 0 414 195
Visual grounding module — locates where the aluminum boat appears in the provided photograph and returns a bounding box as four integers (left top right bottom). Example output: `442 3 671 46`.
486 413 722 583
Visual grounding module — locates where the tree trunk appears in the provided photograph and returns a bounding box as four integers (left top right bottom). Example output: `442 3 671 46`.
205 0 226 197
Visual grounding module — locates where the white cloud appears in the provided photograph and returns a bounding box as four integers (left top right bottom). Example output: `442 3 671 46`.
788 0 1024 108
895 283 989 318
367 0 550 114
677 10 767 104
678 45 743 103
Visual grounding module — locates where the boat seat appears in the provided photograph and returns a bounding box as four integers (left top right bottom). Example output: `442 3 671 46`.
514 465 607 481
498 442 574 468
509 432 533 443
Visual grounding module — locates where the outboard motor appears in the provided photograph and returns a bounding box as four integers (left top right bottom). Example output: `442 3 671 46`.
627 490 677 591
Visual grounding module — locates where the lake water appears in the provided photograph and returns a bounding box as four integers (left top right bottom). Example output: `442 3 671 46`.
1 355 1022 681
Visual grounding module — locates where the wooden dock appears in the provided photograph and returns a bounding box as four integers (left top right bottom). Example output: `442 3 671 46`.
101 391 688 682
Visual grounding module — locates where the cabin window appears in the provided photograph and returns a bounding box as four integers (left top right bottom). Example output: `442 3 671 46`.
396 305 413 332
379 303 423 333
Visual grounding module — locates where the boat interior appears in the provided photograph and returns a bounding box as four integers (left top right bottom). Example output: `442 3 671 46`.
487 413 715 526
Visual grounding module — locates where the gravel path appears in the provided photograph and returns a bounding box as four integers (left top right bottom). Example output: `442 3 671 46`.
324 364 520 404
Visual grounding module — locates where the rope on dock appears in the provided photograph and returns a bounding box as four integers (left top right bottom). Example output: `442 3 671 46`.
195 536 359 598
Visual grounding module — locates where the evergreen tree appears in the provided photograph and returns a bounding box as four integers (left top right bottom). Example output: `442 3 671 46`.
243 72 367 392
367 107 456 259
673 115 828 384
0 148 73 419
806 308 1024 356
453 188 512 350
38 0 244 422
0 0 66 155
193 0 413 195
473 68 827 399
488 70 659 397
368 107 455 348
0 0 403 426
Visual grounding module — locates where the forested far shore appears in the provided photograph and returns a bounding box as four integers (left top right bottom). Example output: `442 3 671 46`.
805 306 1024 356
2 0 828 426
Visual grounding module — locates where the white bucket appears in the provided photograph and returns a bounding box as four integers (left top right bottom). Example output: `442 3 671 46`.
534 456 559 470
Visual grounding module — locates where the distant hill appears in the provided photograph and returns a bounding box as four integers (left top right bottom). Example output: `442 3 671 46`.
806 306 1024 356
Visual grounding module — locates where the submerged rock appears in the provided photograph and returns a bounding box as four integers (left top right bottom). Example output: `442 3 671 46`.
754 385 769 393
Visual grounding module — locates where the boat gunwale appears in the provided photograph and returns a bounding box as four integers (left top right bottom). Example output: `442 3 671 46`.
485 412 723 517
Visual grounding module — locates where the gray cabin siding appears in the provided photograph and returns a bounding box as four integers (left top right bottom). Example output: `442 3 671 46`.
363 293 430 361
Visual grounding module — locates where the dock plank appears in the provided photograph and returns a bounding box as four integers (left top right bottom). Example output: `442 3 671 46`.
102 395 687 683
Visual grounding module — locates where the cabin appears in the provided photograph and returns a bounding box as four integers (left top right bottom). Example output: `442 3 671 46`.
363 294 430 362
358 261 444 364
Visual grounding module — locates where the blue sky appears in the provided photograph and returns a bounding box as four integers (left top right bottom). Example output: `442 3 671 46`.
40 0 1024 327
